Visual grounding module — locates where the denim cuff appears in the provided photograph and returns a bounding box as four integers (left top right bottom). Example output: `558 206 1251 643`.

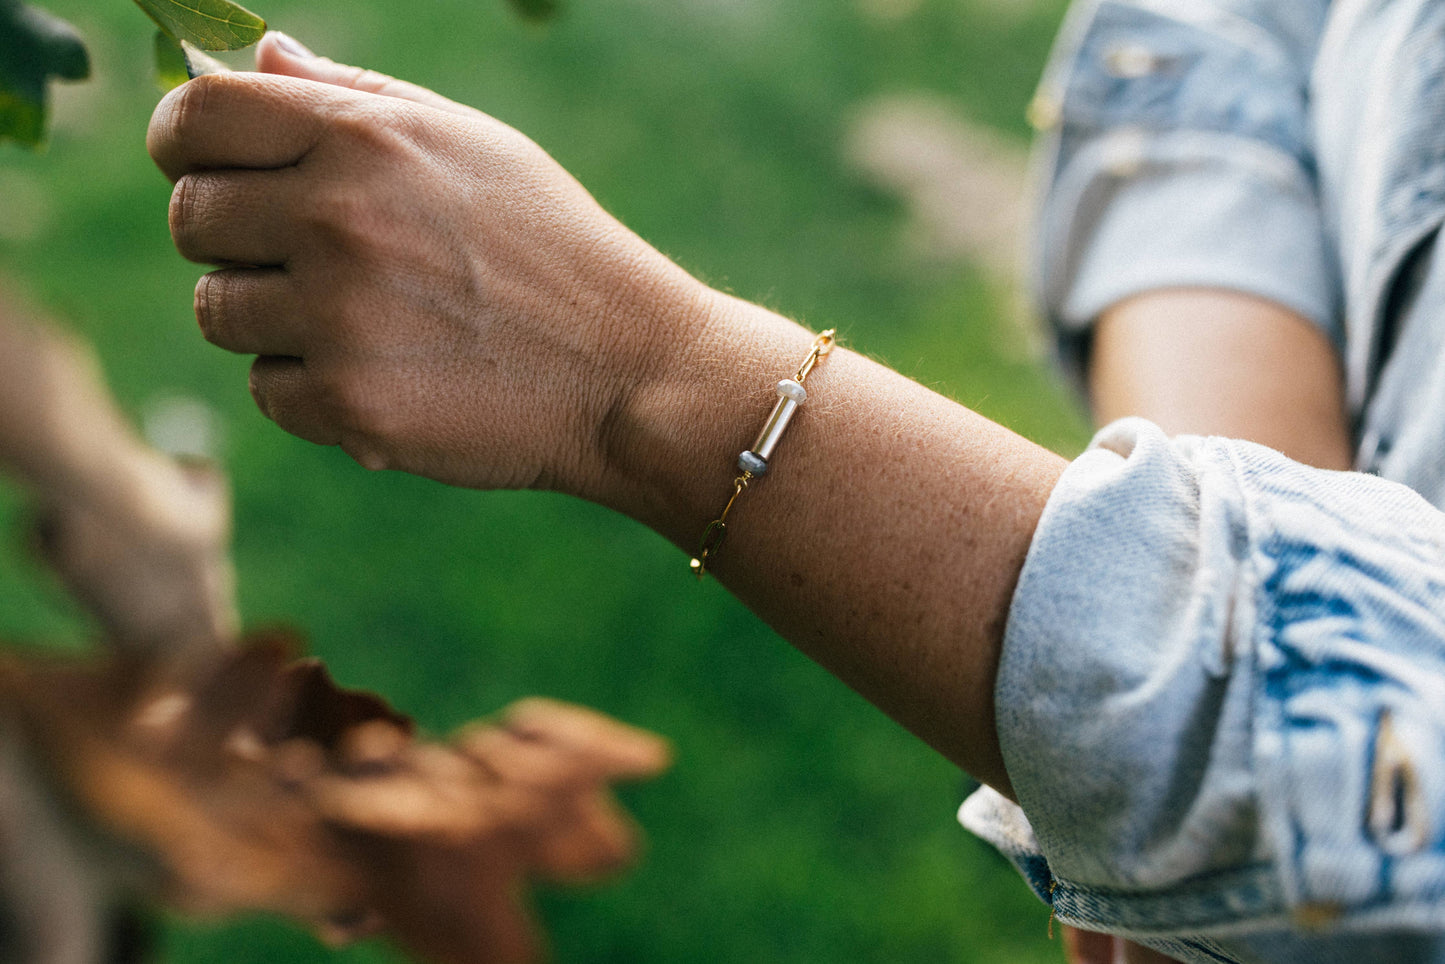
978 418 1445 942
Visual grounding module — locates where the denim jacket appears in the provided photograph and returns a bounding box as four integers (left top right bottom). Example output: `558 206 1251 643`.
962 2 1445 961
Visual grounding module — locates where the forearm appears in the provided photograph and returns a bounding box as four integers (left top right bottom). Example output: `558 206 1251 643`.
606 292 1066 793
1088 289 1353 471
150 52 1067 791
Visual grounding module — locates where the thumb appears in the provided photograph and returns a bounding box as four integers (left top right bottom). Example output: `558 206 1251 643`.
254 32 476 117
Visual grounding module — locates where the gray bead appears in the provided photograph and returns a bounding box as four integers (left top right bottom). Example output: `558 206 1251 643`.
737 451 768 476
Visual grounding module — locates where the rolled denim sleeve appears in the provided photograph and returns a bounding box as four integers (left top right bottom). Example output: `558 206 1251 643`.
969 418 1445 946
1030 0 1340 382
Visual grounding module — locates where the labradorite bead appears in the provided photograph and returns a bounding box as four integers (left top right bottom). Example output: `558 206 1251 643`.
737 450 768 476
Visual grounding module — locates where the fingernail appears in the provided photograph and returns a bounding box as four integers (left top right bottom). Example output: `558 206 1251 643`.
271 31 315 58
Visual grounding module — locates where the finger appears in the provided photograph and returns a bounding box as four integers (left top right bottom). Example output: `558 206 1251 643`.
255 32 477 118
459 725 584 789
171 169 300 266
195 268 307 357
249 355 339 446
149 71 338 181
502 698 673 780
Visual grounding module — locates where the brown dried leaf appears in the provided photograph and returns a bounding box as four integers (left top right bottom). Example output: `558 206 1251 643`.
0 633 671 964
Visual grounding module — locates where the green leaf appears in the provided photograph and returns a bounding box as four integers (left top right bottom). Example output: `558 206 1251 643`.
506 0 560 22
131 0 265 52
0 0 90 147
154 30 229 91
154 30 191 91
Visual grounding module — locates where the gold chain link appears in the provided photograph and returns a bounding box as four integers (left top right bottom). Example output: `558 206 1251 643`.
690 329 836 579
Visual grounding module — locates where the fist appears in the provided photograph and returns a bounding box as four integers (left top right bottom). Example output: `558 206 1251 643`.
148 36 708 495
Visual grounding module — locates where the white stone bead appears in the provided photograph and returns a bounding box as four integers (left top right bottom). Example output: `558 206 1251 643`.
777 379 807 403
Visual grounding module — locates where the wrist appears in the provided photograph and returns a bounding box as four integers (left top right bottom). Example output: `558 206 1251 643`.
592 288 822 549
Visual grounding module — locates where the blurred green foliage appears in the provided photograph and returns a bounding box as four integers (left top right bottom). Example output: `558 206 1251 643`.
0 0 1089 961
3 0 264 145
506 0 559 23
0 0 90 145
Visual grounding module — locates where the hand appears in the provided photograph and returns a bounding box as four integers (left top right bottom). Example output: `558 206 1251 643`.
148 33 712 497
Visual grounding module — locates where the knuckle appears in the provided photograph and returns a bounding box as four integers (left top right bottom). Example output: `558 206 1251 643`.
169 75 210 129
169 174 225 262
253 360 339 447
157 73 217 149
303 106 433 253
339 432 390 472
309 363 355 417
307 185 363 236
193 274 220 341
329 99 382 143
194 271 248 350
169 175 200 253
327 369 406 455
332 98 422 158
334 376 386 435
307 186 388 254
338 64 398 97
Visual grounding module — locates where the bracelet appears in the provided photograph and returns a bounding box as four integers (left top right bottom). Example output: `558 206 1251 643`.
689 329 836 579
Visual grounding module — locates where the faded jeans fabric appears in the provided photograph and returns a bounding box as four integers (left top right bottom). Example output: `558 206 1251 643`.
965 421 1445 963
1027 0 1445 417
960 0 1445 960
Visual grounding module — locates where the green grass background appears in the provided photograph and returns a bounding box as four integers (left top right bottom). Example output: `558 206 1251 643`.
0 0 1092 960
